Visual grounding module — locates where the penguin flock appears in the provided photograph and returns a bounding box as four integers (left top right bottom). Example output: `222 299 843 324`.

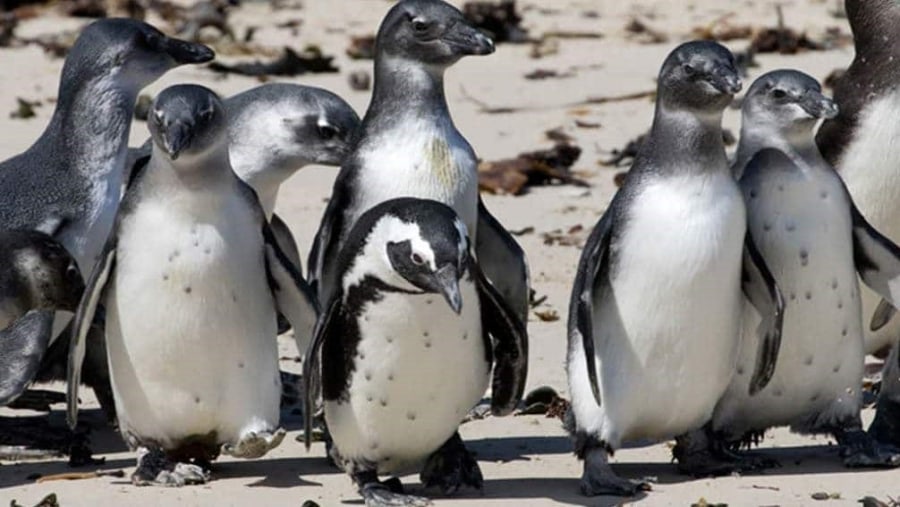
2 0 900 504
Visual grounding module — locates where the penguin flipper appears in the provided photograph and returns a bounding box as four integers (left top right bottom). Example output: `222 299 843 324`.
475 197 531 325
270 213 303 275
67 243 116 429
263 222 320 357
473 259 528 416
568 211 614 408
308 174 352 301
851 203 900 323
741 231 785 395
301 295 341 449
0 309 55 406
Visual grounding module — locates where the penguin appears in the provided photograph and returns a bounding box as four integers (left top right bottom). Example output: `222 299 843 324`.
302 198 527 507
66 84 319 486
0 230 83 405
566 41 784 496
0 19 213 409
307 0 531 328
703 70 900 468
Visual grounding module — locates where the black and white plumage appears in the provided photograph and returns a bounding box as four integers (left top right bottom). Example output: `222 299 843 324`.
303 198 527 507
709 70 900 468
0 18 213 411
67 85 319 487
307 0 530 329
566 41 784 496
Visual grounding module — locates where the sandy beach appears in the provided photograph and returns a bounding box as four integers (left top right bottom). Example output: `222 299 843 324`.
3 0 898 505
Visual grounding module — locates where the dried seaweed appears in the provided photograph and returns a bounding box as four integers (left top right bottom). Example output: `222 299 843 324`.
346 34 375 60
625 18 668 44
478 143 585 195
348 70 371 91
462 0 529 44
208 46 339 77
10 97 40 119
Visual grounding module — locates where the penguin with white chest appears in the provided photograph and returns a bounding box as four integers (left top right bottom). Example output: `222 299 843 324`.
706 70 900 467
566 41 785 496
308 0 531 328
66 85 319 487
303 198 527 507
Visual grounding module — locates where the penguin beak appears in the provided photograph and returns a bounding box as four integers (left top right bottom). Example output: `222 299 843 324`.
161 121 192 160
708 66 743 95
158 36 215 65
799 92 839 120
443 22 495 56
433 264 463 314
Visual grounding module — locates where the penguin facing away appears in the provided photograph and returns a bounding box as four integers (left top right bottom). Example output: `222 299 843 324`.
67 84 319 487
566 41 784 496
307 0 531 328
704 70 900 468
303 198 527 507
0 18 213 412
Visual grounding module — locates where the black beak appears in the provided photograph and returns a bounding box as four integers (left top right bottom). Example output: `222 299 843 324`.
157 36 215 65
444 21 495 56
799 92 839 120
433 264 463 314
161 120 192 160
708 66 743 95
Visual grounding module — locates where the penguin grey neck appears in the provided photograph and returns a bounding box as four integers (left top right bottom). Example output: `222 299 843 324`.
149 144 234 193
366 56 450 131
643 104 727 175
229 147 299 218
735 124 822 177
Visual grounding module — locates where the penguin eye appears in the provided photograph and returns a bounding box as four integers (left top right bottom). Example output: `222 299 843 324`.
65 263 79 281
411 252 425 265
772 89 787 99
318 124 339 141
411 19 431 33
683 64 696 75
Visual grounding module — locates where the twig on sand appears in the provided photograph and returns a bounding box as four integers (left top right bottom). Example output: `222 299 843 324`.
460 86 655 115
35 469 125 483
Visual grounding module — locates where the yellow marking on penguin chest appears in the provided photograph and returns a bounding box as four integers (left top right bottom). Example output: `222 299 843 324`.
426 137 457 189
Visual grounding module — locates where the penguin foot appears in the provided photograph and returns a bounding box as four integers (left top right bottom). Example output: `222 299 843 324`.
869 396 900 449
420 432 483 495
580 447 648 497
132 447 210 487
221 428 286 459
361 483 433 507
673 429 774 477
837 429 900 468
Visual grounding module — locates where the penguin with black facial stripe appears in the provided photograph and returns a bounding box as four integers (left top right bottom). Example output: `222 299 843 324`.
67 84 319 487
303 198 527 507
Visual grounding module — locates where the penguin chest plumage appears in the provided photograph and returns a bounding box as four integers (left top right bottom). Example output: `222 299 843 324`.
326 282 488 475
837 88 900 354
574 171 746 447
352 120 479 233
106 187 280 449
714 168 864 435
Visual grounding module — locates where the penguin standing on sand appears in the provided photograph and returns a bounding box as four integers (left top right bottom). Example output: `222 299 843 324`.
307 0 530 327
566 41 784 496
303 198 527 507
67 85 319 487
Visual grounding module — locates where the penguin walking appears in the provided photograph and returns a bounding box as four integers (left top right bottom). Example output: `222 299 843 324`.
0 230 83 404
566 41 784 496
302 198 527 507
0 18 213 411
702 70 900 468
66 85 319 487
307 0 530 330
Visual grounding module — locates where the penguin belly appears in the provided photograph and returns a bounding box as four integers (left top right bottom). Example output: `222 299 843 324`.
326 283 488 475
570 172 746 448
837 89 900 355
106 193 281 450
713 172 864 436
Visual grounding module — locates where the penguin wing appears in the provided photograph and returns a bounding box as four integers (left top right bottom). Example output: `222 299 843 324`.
270 213 303 274
307 173 353 300
568 210 614 408
475 197 531 325
850 202 900 329
301 294 342 449
473 259 528 416
0 309 55 406
741 231 785 395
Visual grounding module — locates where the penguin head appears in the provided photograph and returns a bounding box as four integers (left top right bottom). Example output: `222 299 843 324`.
375 0 495 67
742 70 838 141
149 84 227 165
4 230 84 311
61 19 214 97
657 40 742 114
347 198 470 314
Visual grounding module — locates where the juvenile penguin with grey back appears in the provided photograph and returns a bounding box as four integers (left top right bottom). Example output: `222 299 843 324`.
308 0 530 328
303 198 527 507
67 84 319 487
700 70 900 468
0 18 213 412
566 41 784 496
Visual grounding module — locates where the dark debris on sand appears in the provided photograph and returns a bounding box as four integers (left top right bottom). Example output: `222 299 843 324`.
478 143 585 196
208 45 339 78
462 0 530 44
10 493 59 507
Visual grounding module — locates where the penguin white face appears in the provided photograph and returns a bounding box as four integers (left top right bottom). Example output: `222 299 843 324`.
742 70 838 137
149 85 228 165
377 0 495 66
278 98 360 167
658 40 742 113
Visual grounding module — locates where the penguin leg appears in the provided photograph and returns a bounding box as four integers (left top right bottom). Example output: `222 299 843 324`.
674 426 778 476
869 344 900 449
833 427 900 468
352 469 432 507
579 439 647 497
221 427 286 459
131 446 210 487
420 432 483 495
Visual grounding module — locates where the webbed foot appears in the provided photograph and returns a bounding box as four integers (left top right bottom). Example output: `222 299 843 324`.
580 446 648 497
837 429 900 468
869 396 900 450
221 428 286 459
420 432 483 495
132 447 210 487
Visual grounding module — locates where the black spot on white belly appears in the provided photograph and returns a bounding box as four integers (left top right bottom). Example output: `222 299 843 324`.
387 373 394 381
773 388 783 397
800 249 809 266
786 222 796 232
423 331 430 337
778 185 784 192
359 352 366 360
380 398 388 407
820 191 828 199
238 362 244 368
386 337 393 344
204 248 211 255
424 341 432 348
193 240 199 247
833 364 841 373
837 300 843 309
804 356 814 366
832 279 839 290
406 412 416 421
231 292 238 302
194 396 201 404
749 189 757 199
805 291 812 300
365 371 372 381
811 393 820 402
842 327 848 337
426 299 433 305
366 395 373 402
736 365 745 375
463 332 468 341
763 222 772 232
184 286 192 294
370 442 378 450
789 292 796 301
162 273 169 281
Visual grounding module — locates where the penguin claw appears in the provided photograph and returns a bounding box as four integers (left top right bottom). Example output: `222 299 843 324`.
221 428 286 459
361 484 433 507
420 433 483 495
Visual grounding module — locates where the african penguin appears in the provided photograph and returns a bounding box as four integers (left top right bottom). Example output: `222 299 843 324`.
66 84 319 487
707 70 900 468
302 198 527 507
307 0 531 331
566 41 784 496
